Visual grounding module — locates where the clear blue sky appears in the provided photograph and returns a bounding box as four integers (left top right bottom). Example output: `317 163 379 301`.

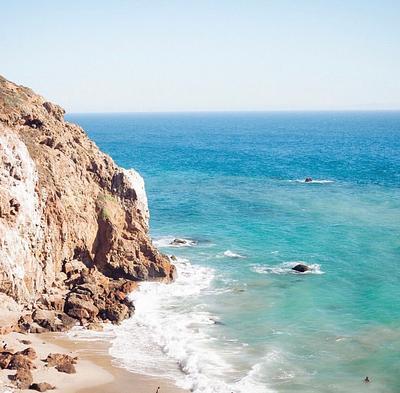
1 1 399 112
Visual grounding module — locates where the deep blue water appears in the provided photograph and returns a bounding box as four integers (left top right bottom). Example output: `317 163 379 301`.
67 112 400 393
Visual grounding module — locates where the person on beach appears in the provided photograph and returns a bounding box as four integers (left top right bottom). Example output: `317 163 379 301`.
305 177 313 183
156 387 160 393
364 376 370 383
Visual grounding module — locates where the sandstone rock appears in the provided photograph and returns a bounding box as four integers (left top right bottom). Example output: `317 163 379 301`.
87 322 103 331
58 312 77 330
0 293 22 333
26 322 47 334
8 353 34 370
32 309 56 330
119 280 138 294
56 362 76 374
46 353 77 374
30 382 56 392
0 351 13 369
39 293 65 312
292 264 310 273
17 347 37 360
65 293 99 321
100 302 130 324
10 368 33 389
45 353 77 367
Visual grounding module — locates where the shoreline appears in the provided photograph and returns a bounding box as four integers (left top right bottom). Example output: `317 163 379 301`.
0 331 188 393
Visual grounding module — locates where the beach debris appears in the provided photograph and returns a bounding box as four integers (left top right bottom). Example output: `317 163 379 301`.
29 382 56 392
292 264 311 273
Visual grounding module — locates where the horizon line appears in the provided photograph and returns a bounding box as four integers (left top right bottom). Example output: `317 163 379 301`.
66 108 400 115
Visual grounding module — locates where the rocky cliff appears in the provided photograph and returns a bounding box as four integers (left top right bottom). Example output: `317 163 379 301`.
0 75 175 332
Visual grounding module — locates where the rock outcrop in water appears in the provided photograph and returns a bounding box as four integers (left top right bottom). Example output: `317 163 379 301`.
292 264 310 273
0 75 176 331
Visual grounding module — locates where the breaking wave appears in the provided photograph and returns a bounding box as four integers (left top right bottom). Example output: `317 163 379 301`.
77 257 277 393
222 250 247 259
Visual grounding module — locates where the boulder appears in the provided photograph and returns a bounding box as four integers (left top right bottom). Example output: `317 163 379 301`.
58 312 77 330
32 309 57 330
45 353 77 374
10 368 33 389
16 347 37 360
40 293 65 312
8 353 34 370
64 293 99 321
0 351 13 369
100 302 130 324
30 382 56 392
56 362 76 374
27 321 47 334
292 264 310 273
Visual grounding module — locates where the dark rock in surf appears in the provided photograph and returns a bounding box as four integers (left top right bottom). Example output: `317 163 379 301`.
292 264 310 273
171 238 187 245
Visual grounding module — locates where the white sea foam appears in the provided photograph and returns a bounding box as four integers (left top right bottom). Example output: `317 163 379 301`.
222 250 246 259
71 256 277 393
251 261 324 275
153 236 197 248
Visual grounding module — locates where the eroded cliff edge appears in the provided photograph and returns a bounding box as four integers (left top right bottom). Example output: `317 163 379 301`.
0 75 175 332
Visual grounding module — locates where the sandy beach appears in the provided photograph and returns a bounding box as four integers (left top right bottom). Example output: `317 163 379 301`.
0 332 187 393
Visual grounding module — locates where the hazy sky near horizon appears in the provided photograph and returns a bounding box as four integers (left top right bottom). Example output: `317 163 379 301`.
1 1 400 112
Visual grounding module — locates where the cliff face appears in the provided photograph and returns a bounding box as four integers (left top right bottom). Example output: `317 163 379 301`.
0 75 175 329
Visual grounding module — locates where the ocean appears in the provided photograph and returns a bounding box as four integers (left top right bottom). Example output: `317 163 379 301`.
66 112 400 393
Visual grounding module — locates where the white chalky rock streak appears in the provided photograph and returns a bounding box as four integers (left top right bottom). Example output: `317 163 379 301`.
122 168 150 227
0 130 44 301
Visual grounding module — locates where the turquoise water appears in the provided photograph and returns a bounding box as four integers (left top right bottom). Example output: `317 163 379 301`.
67 112 400 392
